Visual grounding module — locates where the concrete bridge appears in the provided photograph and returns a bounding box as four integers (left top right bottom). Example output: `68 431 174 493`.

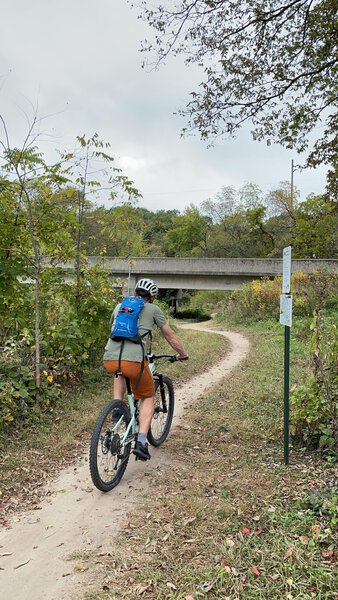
53 257 338 292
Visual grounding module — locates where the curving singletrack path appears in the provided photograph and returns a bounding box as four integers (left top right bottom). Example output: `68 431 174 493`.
0 323 249 600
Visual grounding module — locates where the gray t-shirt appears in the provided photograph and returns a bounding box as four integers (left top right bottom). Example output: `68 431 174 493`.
103 301 167 362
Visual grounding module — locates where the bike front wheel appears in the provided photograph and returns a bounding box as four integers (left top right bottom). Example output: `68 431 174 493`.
89 400 132 492
147 376 174 446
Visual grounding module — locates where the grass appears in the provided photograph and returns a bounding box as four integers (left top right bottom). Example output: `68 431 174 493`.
75 319 337 600
0 323 230 521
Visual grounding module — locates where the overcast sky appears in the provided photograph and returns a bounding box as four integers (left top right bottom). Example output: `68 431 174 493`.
0 0 328 212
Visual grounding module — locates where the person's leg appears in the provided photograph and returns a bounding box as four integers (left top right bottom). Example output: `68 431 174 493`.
138 396 154 434
114 374 126 400
122 361 155 460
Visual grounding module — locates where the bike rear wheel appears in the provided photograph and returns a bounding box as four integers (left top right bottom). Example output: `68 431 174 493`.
89 400 132 492
147 376 174 446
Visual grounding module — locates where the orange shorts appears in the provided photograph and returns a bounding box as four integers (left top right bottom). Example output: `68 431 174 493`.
103 360 155 400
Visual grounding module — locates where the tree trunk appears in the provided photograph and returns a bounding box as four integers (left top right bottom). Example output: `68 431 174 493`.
35 261 41 393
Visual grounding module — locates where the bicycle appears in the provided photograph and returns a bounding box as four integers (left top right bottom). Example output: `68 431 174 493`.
89 353 181 492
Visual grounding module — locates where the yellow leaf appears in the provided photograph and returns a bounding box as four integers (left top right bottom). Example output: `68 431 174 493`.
47 375 53 383
74 564 88 572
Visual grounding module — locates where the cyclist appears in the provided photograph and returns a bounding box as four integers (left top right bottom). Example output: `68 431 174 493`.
103 278 189 461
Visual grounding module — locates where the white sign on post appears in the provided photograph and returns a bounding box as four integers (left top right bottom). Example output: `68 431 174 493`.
280 294 292 327
282 246 292 294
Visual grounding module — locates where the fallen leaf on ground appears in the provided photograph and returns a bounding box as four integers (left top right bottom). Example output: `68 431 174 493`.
137 583 151 595
183 517 196 526
321 550 333 559
283 547 293 560
74 564 88 572
311 524 320 538
253 529 263 536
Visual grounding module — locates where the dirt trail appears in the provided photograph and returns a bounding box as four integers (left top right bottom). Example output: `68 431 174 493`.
0 323 249 600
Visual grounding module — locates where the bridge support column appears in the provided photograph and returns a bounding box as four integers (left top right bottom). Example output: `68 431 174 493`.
172 289 183 314
122 275 137 297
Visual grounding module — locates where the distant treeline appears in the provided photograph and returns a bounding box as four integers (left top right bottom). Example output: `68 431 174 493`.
81 182 337 259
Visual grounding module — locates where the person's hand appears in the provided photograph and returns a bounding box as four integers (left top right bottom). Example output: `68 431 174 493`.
176 354 189 362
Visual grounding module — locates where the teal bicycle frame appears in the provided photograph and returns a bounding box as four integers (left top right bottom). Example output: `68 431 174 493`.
111 356 157 447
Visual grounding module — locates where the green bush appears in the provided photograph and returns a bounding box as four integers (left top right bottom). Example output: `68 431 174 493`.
291 312 338 454
0 331 60 426
187 290 231 313
174 308 211 321
0 266 120 429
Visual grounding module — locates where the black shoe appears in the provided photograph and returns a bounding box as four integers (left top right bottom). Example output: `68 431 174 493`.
133 440 151 461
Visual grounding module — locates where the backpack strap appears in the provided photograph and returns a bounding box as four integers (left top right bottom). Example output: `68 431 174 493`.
115 330 152 390
134 330 152 390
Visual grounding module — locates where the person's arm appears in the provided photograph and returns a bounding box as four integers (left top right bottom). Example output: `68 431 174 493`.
160 323 189 361
110 304 120 328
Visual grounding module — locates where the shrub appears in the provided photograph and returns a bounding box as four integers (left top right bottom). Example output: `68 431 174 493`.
187 290 231 313
217 270 337 323
291 311 338 454
0 331 60 426
0 266 121 429
174 308 211 321
218 277 281 323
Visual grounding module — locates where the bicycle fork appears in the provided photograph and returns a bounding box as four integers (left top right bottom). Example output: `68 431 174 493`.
155 373 168 413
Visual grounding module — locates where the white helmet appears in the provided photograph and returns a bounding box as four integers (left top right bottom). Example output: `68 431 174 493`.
135 278 158 298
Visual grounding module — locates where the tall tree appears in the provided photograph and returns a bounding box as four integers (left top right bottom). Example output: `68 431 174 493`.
137 0 338 196
63 134 141 306
166 204 210 256
0 116 76 393
291 194 337 257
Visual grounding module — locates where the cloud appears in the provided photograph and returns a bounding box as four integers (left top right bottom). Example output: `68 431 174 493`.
0 0 328 213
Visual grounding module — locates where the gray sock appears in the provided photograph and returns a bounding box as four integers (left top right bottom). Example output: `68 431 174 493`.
138 433 147 445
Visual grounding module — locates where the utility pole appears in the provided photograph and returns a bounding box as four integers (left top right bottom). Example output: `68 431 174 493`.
290 159 294 212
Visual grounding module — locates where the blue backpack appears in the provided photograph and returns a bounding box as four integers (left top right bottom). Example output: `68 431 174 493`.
110 296 145 342
110 296 150 388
